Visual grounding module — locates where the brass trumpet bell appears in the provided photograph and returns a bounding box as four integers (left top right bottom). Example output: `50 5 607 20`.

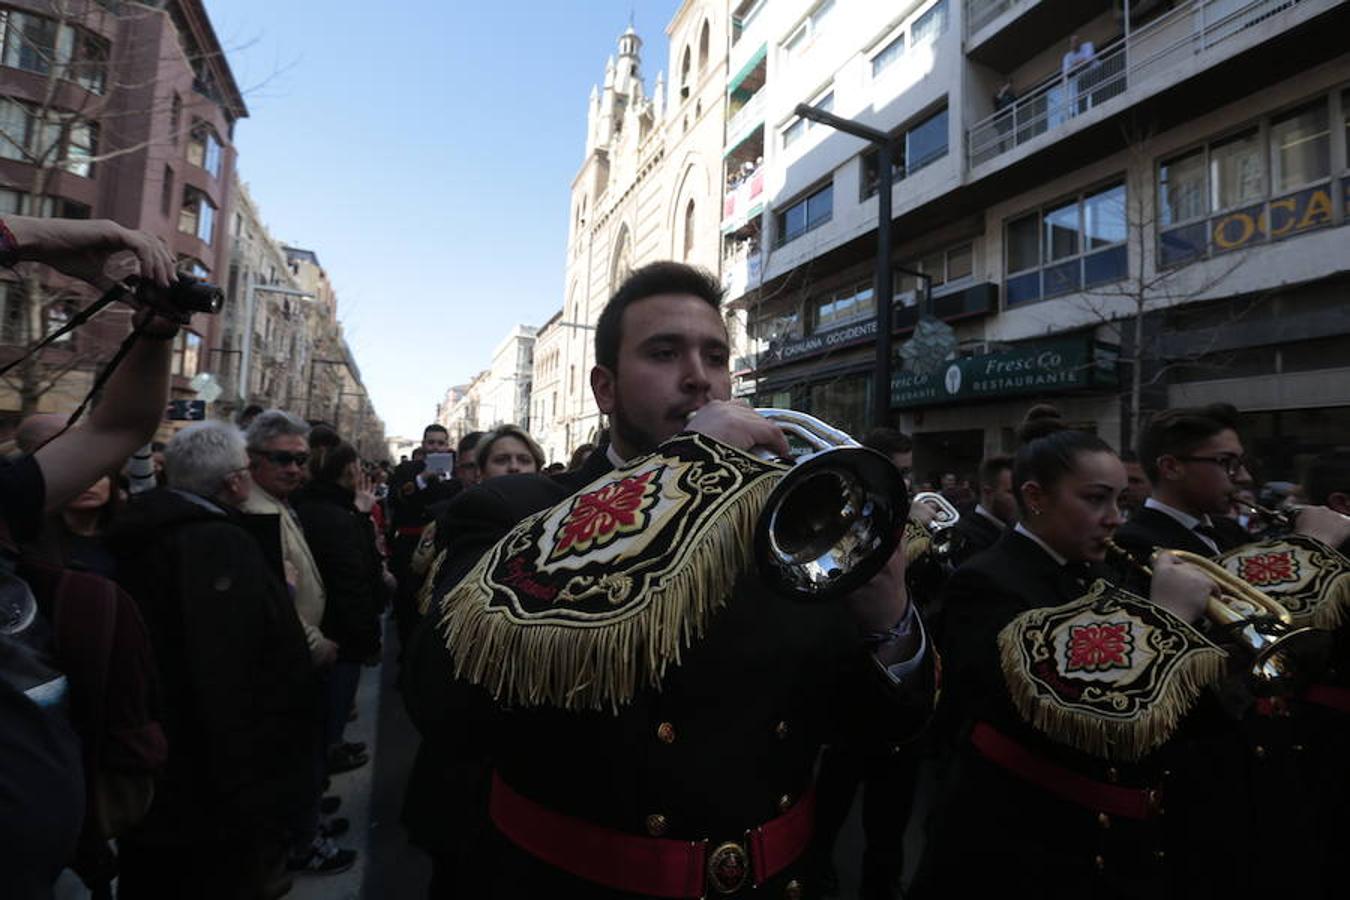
1160 548 1332 693
752 410 908 600
911 491 963 559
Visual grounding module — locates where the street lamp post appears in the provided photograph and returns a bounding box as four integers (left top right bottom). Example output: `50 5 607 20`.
793 104 896 428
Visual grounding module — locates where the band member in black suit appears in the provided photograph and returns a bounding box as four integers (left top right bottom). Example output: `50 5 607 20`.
1304 452 1350 553
404 262 935 899
913 405 1247 899
945 454 1015 569
1114 404 1251 559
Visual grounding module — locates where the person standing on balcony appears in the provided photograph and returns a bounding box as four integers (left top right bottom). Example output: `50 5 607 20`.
1062 34 1097 115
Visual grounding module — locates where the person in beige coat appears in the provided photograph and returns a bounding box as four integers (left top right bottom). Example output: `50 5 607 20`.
242 409 357 876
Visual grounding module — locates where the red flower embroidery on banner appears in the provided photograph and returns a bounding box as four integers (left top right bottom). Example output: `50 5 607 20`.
1237 551 1298 587
553 469 659 557
1065 622 1132 672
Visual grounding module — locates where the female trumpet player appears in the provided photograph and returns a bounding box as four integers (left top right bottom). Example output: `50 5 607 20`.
912 407 1272 900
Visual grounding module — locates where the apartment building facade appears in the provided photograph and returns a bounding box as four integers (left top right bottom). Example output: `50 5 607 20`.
722 0 1349 483
0 0 245 433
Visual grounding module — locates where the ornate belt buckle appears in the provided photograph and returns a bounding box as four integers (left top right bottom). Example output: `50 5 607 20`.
706 839 750 895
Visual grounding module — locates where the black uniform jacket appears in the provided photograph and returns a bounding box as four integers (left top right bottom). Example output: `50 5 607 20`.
916 529 1268 900
1114 505 1248 560
404 442 936 898
946 506 1006 570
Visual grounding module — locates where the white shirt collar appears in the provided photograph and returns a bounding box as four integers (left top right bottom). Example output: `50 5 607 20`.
1143 496 1215 531
1143 497 1218 551
974 504 1006 529
606 444 628 469
1014 522 1068 566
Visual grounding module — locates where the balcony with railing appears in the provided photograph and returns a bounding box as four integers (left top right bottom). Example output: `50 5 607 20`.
965 0 1110 69
726 89 767 147
966 0 1324 172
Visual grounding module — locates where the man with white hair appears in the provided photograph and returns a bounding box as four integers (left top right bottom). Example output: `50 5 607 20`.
108 421 317 897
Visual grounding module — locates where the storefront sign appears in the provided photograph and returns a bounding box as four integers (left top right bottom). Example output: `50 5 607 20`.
1210 183 1334 252
890 336 1117 408
764 318 878 366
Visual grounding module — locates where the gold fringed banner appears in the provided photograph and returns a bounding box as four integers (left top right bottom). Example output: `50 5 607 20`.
903 520 931 565
1215 534 1350 630
998 581 1227 762
416 546 447 617
434 433 787 712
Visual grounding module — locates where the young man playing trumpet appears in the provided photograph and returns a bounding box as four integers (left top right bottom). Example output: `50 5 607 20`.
403 262 935 899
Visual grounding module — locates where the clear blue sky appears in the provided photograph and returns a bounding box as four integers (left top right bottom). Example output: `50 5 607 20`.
203 0 680 439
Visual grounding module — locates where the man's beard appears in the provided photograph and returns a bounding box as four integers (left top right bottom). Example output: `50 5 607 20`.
608 391 664 459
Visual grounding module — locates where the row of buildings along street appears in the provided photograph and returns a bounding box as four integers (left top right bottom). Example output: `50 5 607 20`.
431 0 1350 483
0 0 385 456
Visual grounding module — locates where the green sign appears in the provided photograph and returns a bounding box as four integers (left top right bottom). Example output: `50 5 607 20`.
890 337 1117 409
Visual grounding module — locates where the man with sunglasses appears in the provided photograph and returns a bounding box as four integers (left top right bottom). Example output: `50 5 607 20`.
1115 402 1253 559
242 410 358 877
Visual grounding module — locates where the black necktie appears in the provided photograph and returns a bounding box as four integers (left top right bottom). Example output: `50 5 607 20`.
1193 522 1222 548
1060 561 1095 597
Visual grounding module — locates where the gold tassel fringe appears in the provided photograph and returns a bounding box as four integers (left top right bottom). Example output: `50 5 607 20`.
998 598 1227 763
435 473 781 712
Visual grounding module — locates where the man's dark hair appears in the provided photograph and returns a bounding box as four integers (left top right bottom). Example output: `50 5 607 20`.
1304 451 1350 506
861 427 912 457
1119 449 1140 464
424 423 449 439
457 431 484 456
1136 403 1240 483
978 454 1013 488
595 262 723 371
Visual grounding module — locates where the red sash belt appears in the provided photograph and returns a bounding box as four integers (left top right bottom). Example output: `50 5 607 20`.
1306 683 1350 713
394 525 425 537
488 771 815 897
1254 683 1350 716
971 722 1164 821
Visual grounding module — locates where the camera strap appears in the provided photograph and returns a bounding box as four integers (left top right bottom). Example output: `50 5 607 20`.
0 282 129 379
1 282 150 451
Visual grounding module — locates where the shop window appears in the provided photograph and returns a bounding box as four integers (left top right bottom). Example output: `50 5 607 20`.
774 182 832 247
811 281 873 334
782 89 833 151
178 187 216 245
897 241 974 305
783 0 834 59
860 106 948 199
1270 102 1330 194
187 122 224 178
910 0 949 46
1005 182 1127 307
1157 95 1342 267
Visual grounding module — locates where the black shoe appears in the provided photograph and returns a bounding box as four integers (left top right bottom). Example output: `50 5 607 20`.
320 795 341 816
319 816 350 839
287 837 357 876
327 744 369 775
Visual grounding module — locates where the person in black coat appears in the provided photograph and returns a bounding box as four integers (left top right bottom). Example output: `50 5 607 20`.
945 454 1016 570
294 440 388 768
913 406 1249 900
403 262 935 900
1114 404 1252 560
107 422 315 900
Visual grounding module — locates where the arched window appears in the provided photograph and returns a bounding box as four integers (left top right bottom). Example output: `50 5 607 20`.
680 46 691 98
611 226 633 291
683 200 696 260
698 21 710 71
